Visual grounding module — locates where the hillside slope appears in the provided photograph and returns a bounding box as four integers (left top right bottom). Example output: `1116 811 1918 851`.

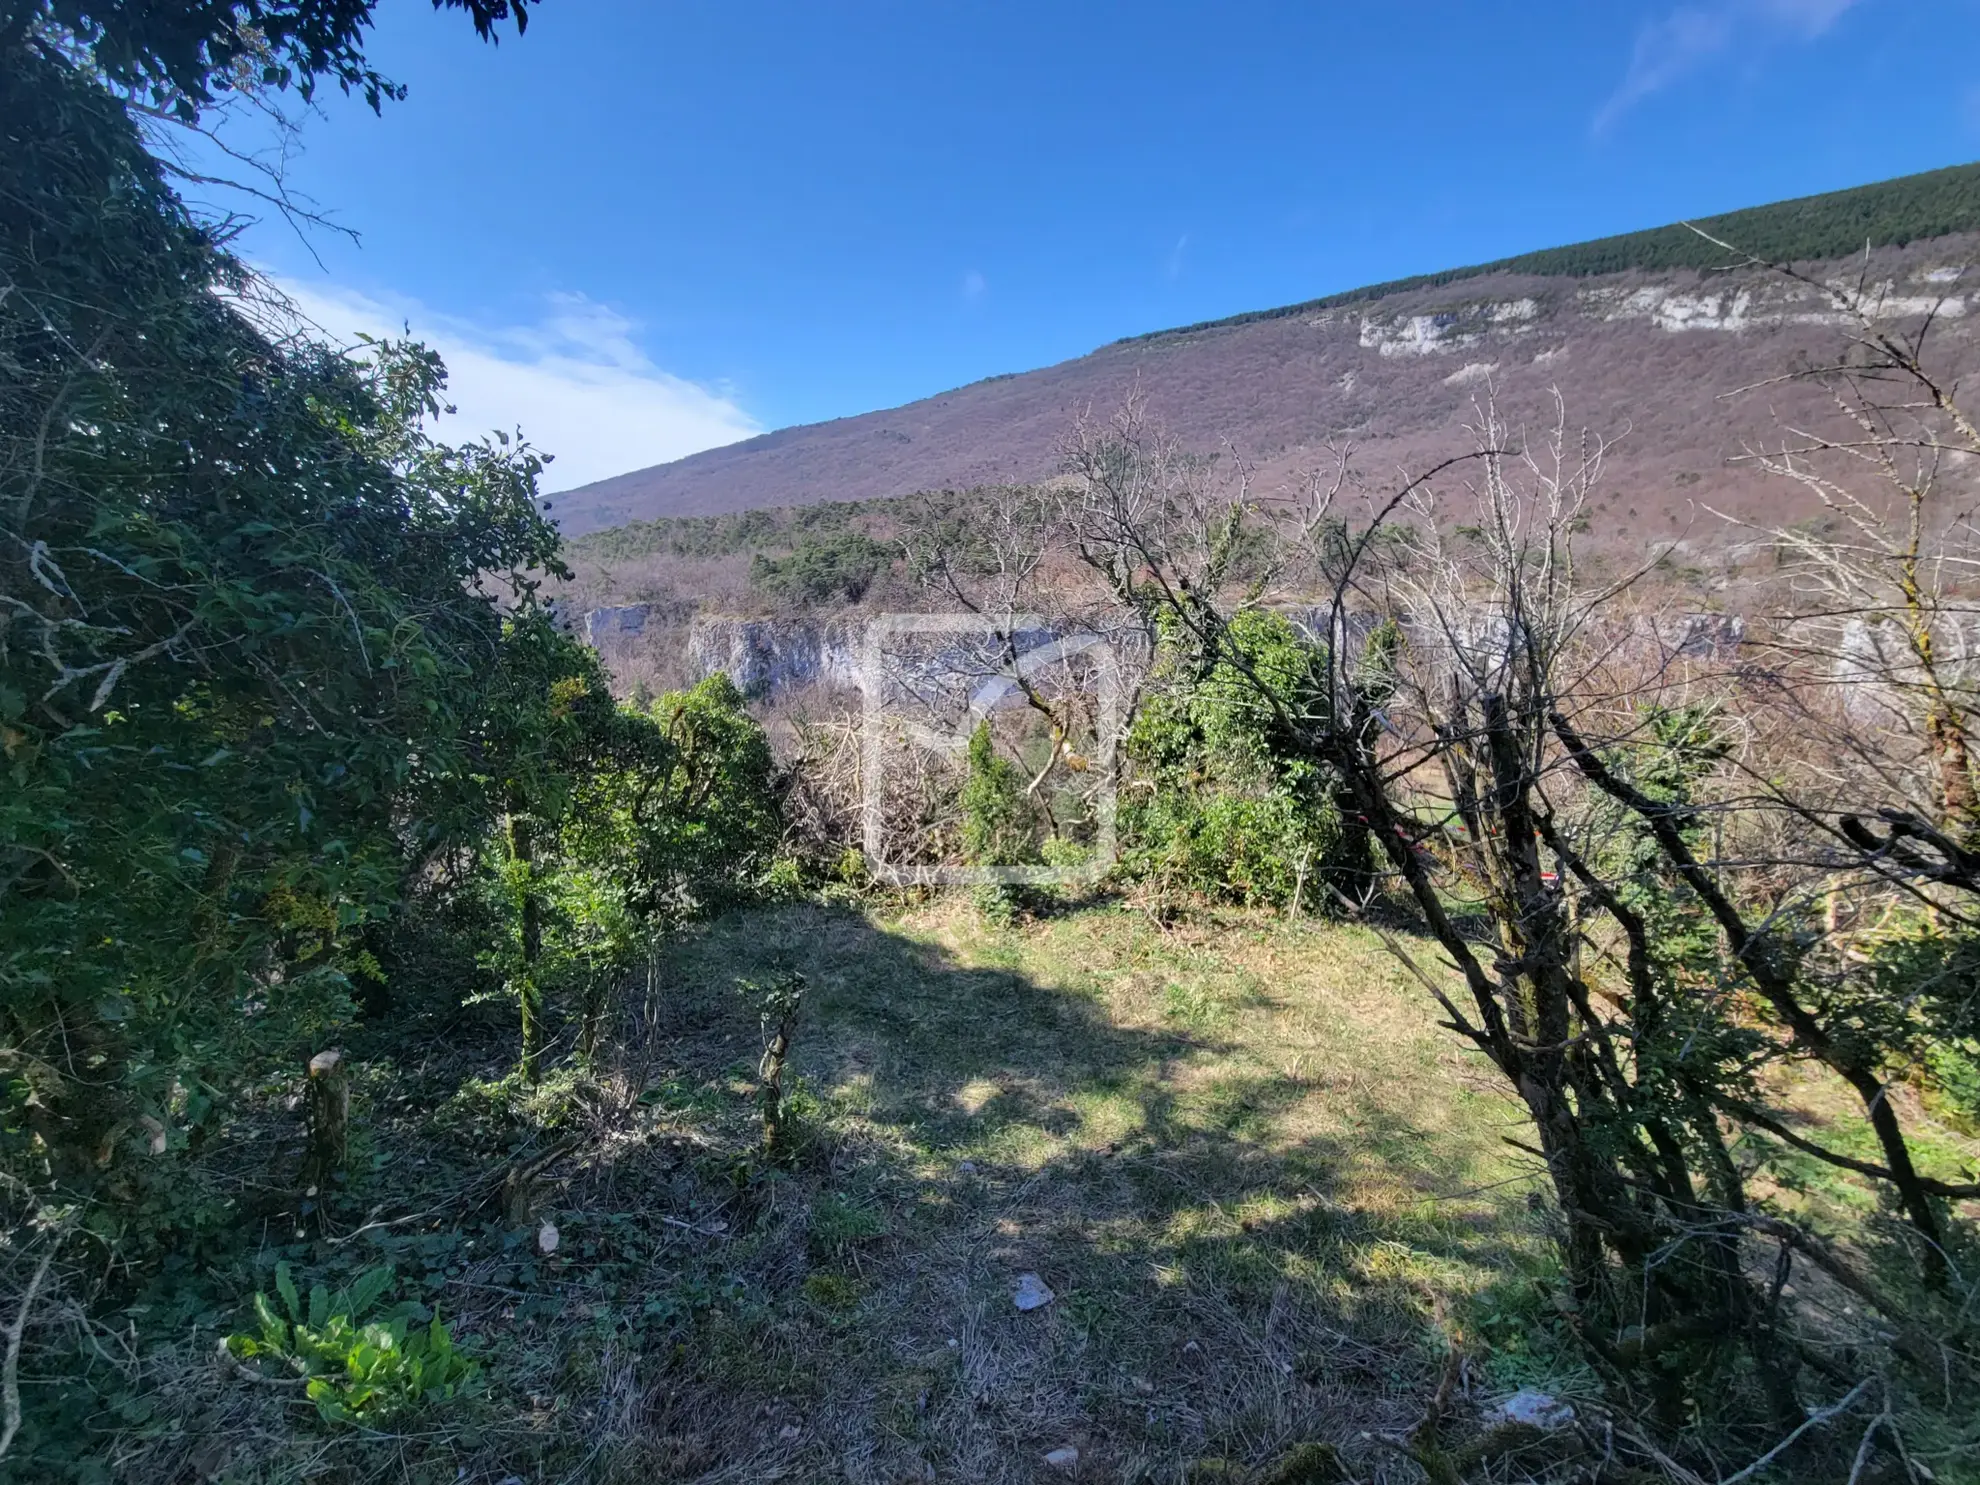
547 165 1980 539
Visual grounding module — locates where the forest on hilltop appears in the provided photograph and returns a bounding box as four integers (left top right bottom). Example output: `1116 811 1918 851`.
1126 159 1980 341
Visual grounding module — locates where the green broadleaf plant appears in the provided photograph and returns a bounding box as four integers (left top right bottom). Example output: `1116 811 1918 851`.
226 1262 479 1426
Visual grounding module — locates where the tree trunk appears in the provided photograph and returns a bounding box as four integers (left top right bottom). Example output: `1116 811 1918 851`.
505 812 545 1082
758 980 805 1163
1927 701 1978 846
579 966 610 1065
760 1018 794 1162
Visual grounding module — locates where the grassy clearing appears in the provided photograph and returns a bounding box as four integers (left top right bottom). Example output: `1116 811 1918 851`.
89 896 1980 1483
592 897 1560 1483
96 898 1559 1483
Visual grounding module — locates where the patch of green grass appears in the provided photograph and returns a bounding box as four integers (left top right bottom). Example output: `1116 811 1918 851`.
801 1272 864 1311
809 1193 886 1258
104 890 1980 1485
608 898 1560 1477
1163 978 1228 1027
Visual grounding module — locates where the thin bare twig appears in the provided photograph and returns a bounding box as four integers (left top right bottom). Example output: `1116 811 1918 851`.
1716 1377 1875 1485
0 1243 57 1463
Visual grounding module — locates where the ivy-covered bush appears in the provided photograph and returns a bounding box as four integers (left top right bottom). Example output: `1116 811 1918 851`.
0 4 788 1475
0 41 571 1212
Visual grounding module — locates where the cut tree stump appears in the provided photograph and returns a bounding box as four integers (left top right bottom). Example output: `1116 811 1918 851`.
304 1049 348 1197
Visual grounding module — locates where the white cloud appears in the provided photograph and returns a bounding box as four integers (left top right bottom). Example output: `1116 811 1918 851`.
1165 234 1189 281
266 277 758 492
1753 0 1861 36
961 268 988 302
1594 0 1865 133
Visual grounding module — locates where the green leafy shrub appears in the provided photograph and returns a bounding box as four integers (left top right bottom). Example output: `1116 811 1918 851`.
1859 920 1980 1133
482 668 780 1076
960 721 1034 867
960 720 1037 920
226 1264 479 1426
760 854 807 899
2 38 574 1217
1039 835 1093 875
1120 610 1351 907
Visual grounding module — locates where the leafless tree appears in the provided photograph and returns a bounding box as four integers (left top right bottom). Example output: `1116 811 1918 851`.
1700 232 1980 877
1058 377 1978 1449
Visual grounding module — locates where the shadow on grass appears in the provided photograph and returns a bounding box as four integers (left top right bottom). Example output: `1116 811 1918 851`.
93 897 1549 1485
604 899 1551 1484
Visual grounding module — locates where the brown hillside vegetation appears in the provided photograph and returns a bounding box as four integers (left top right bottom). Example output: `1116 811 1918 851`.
546 236 1980 544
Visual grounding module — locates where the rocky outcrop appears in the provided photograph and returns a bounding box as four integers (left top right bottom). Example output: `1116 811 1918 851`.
1348 296 1539 357
582 606 1112 705
684 615 863 699
577 605 868 699
1658 612 1746 658
584 603 669 649
583 602 1763 706
1580 276 1965 335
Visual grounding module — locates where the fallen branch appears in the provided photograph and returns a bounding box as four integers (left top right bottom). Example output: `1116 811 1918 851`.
1717 1376 1874 1485
1844 1396 1893 1485
0 1244 56 1463
660 1215 730 1238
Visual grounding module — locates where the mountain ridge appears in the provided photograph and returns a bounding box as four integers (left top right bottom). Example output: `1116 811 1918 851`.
1117 160 1980 344
546 162 1980 540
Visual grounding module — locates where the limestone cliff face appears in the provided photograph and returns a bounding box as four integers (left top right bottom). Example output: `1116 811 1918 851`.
673 615 1081 701
581 605 864 698
1346 296 1541 357
582 604 1760 702
583 604 671 649
684 615 863 698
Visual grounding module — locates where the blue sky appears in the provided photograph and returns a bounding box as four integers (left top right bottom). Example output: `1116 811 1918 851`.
208 0 1980 492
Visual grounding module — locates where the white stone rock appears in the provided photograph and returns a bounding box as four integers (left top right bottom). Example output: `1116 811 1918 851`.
1495 1388 1575 1429
1012 1272 1055 1311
